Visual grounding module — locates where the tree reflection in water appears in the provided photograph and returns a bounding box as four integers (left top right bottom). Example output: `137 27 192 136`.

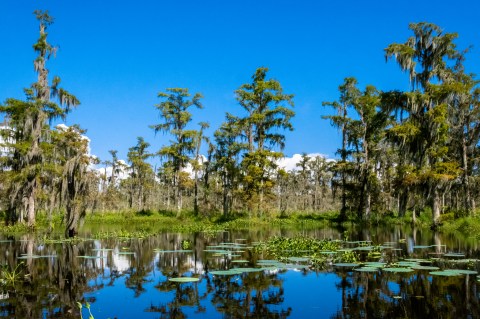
0 227 479 318
0 235 104 318
332 270 480 318
210 271 291 319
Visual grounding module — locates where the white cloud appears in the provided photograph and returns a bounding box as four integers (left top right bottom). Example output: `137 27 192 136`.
276 153 330 171
181 155 207 177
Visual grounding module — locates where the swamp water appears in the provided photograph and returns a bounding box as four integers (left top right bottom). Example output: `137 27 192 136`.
0 225 479 318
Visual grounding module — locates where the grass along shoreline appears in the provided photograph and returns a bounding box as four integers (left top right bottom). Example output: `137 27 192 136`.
1 209 480 239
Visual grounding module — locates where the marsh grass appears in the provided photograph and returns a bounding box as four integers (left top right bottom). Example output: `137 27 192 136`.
1 262 24 288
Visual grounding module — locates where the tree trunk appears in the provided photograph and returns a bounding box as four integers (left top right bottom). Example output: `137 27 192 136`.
194 171 199 216
222 181 229 218
398 190 408 217
65 205 81 238
462 137 472 215
27 192 35 228
432 186 441 227
365 193 371 220
175 171 182 217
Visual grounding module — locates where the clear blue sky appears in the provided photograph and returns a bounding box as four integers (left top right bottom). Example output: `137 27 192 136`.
1 0 479 163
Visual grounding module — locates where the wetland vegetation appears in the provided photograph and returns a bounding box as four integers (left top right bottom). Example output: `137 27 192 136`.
1 8 480 319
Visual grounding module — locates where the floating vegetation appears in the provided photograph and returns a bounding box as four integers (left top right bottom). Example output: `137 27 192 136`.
210 270 243 276
413 245 431 249
396 261 419 267
17 255 41 259
154 249 193 253
257 260 279 264
255 236 341 259
287 257 310 263
203 249 229 254
231 267 264 273
355 267 380 272
411 265 440 271
363 262 386 268
92 230 152 239
168 277 200 283
444 253 466 258
453 269 478 275
77 256 107 259
430 270 464 277
383 268 414 273
281 264 310 270
403 258 432 263
383 242 397 246
231 260 249 263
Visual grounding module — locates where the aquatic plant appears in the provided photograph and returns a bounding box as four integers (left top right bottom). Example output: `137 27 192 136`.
1 262 24 287
77 301 94 319
181 239 193 250
92 229 152 239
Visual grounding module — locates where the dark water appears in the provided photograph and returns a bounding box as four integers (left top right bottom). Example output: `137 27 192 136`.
0 225 479 319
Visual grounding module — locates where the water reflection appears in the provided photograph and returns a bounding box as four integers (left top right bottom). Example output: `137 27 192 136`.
0 226 478 318
332 270 480 318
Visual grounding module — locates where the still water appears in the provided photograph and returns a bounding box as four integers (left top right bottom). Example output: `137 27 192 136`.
0 225 479 318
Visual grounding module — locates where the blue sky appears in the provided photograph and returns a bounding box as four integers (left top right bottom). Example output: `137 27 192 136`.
1 0 479 163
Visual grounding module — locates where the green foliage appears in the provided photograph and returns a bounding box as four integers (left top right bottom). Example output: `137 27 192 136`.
181 239 192 250
441 217 480 237
77 301 95 319
254 236 341 259
1 262 24 288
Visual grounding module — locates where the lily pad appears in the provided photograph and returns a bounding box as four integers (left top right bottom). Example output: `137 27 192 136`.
383 267 414 273
287 257 310 263
396 261 419 267
210 270 243 276
453 269 478 275
203 249 230 254
450 258 479 263
257 260 280 264
155 249 193 253
355 267 379 272
169 277 200 283
411 265 440 271
403 258 432 263
231 267 263 273
444 253 466 258
430 270 464 277
281 264 310 270
413 245 430 249
17 255 41 259
363 262 386 268
231 260 249 263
